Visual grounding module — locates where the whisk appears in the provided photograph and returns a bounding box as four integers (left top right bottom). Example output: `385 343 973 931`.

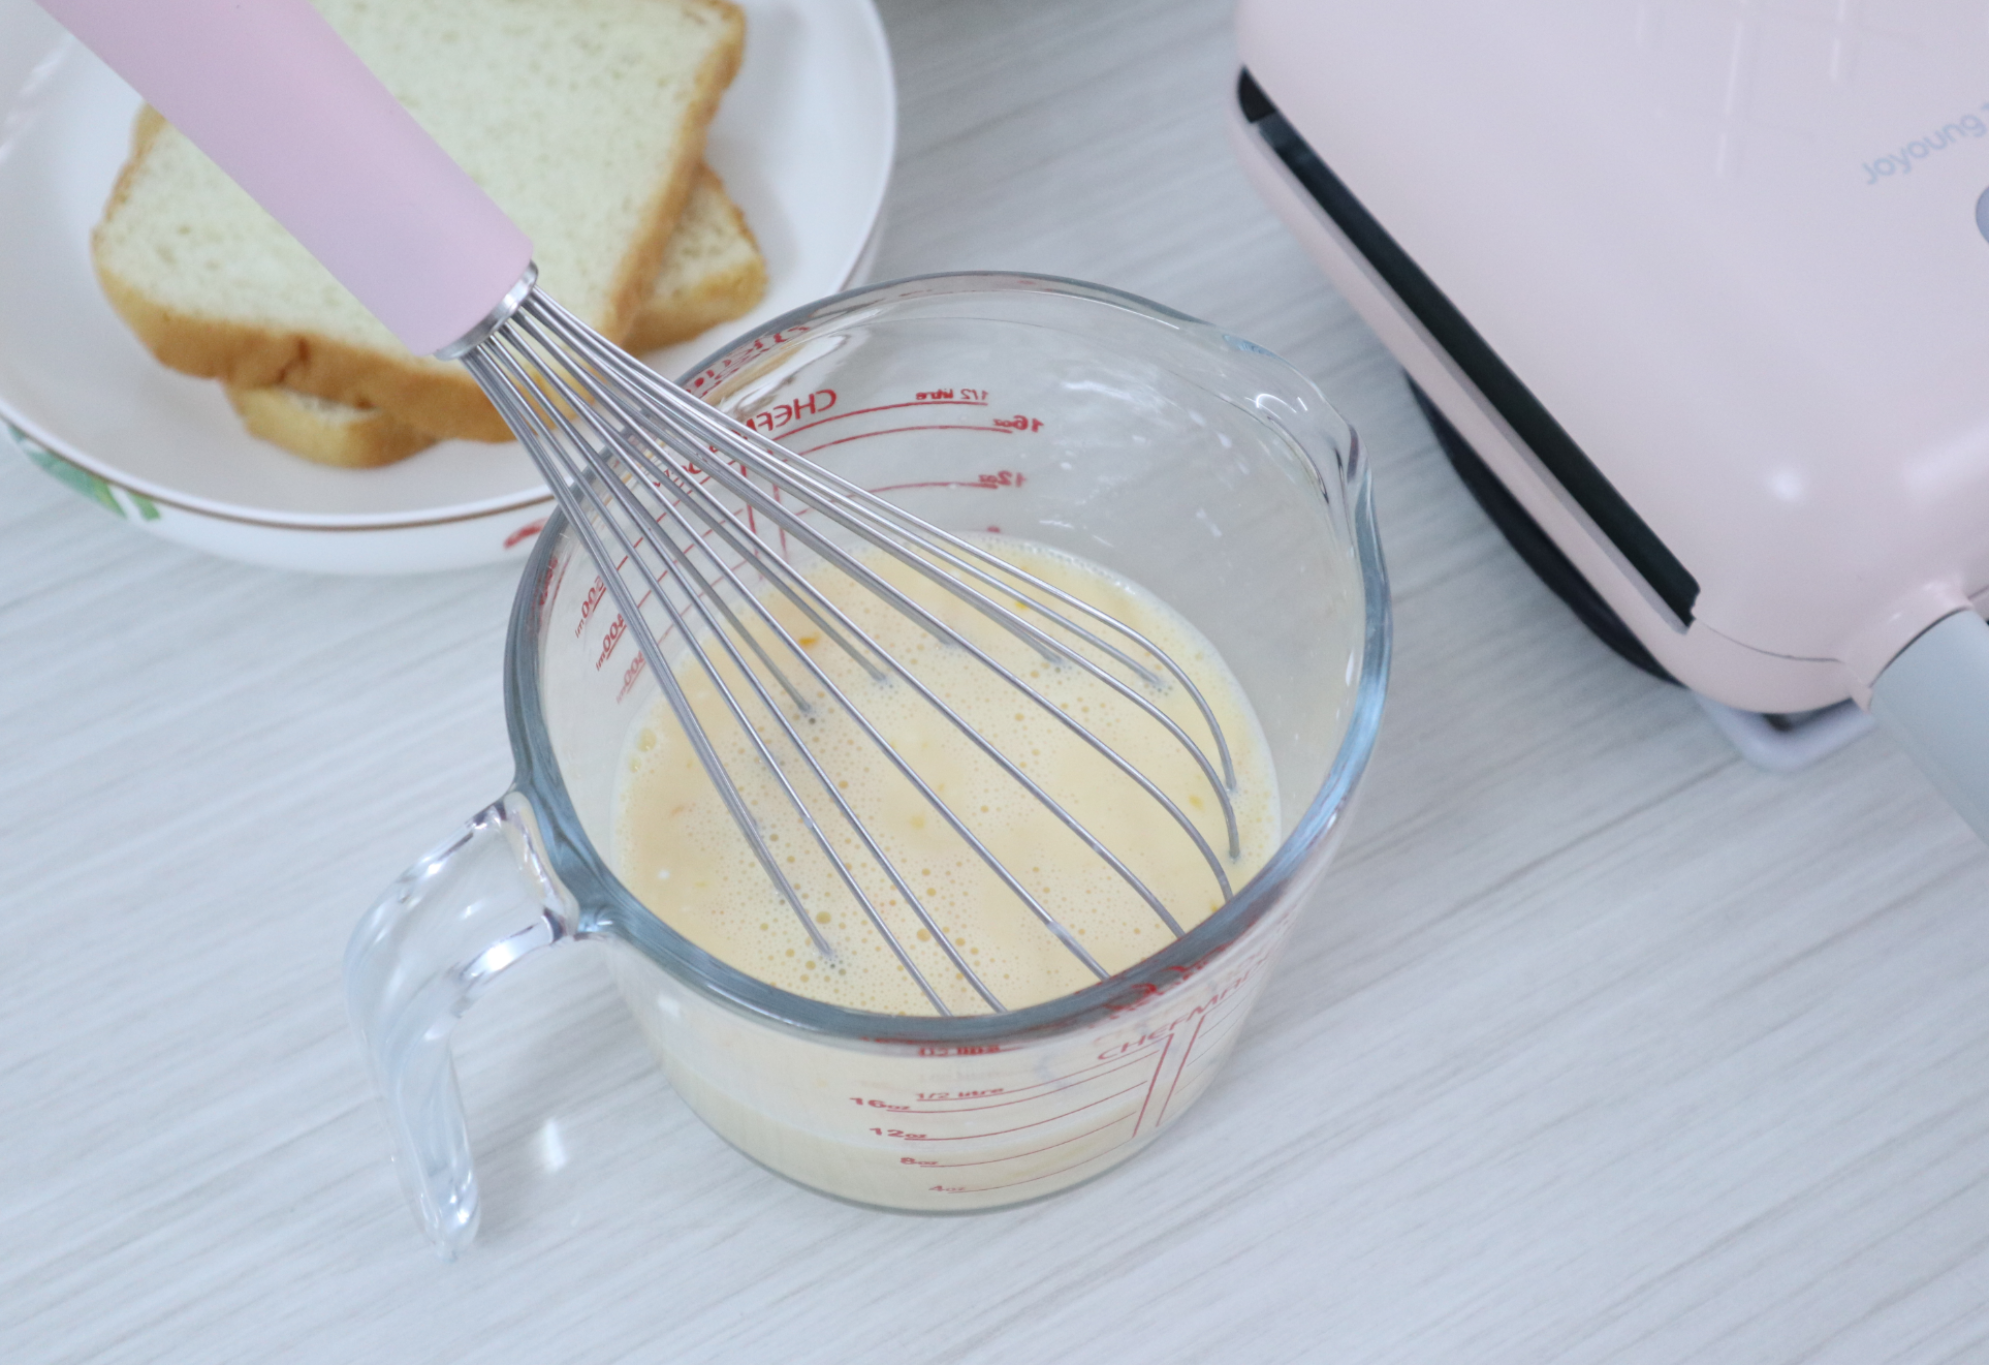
45 0 1241 1015
460 277 1242 1014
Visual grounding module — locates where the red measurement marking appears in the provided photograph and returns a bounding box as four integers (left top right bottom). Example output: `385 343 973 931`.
505 518 546 550
559 436 1035 667
910 1043 1159 1092
570 470 792 657
573 553 633 638
797 423 1016 457
629 534 794 652
760 395 991 443
875 1080 1150 1142
885 1053 1158 1115
1147 1001 1250 1119
546 554 572 616
595 614 626 669
616 651 647 702
535 553 562 613
916 1043 1007 1058
913 1114 1135 1169
1153 1010 1208 1130
1098 964 1263 1059
685 324 815 394
575 576 607 637
862 477 1018 497
940 1139 1134 1194
1130 1034 1174 1137
1151 1047 1231 1132
1172 1001 1243 1061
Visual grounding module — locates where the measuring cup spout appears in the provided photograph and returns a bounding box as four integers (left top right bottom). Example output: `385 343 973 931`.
344 791 578 1260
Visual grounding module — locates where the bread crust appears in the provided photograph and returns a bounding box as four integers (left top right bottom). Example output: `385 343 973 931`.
625 165 767 351
225 384 437 468
94 0 747 445
215 160 764 468
592 0 746 350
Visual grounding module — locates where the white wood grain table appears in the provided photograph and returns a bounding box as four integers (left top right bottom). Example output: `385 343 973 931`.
6 2 1987 1361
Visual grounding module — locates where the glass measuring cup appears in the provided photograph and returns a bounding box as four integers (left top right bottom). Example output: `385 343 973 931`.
346 273 1390 1258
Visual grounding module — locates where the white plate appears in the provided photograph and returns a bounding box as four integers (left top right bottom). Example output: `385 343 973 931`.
0 0 894 574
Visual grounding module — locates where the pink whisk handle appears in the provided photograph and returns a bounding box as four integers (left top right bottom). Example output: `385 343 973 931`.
39 0 533 357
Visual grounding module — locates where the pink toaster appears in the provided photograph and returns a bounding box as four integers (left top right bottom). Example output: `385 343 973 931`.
1231 0 1989 840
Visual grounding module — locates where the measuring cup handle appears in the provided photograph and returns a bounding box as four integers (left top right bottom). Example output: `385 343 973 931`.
343 791 578 1261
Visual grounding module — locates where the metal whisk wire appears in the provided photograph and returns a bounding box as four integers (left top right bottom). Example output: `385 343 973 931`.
463 285 1243 1014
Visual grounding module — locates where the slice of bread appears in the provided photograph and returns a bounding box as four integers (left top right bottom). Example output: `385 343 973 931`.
625 163 767 352
225 385 435 470
93 0 744 442
226 164 766 466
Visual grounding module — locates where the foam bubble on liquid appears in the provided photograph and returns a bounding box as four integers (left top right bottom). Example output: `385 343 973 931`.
612 536 1280 1016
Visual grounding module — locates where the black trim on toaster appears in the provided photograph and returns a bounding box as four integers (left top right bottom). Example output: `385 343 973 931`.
1409 381 1676 683
1238 69 1701 625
